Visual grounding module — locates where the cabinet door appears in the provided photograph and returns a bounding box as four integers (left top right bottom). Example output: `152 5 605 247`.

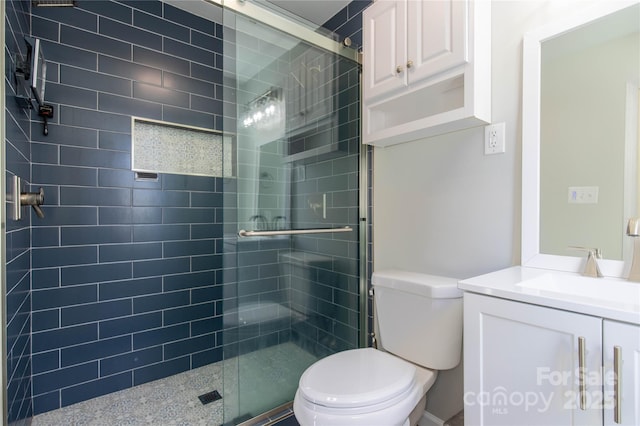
406 0 468 85
362 0 407 100
603 320 640 426
464 293 602 426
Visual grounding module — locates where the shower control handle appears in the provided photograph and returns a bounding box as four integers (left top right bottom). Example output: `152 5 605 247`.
21 187 45 206
20 187 45 219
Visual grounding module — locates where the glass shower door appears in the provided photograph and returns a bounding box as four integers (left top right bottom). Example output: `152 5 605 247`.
222 8 362 424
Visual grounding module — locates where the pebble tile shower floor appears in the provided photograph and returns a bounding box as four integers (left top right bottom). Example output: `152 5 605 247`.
31 342 315 425
31 361 224 425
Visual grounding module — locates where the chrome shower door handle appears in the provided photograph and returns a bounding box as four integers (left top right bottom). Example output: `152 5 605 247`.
238 226 352 237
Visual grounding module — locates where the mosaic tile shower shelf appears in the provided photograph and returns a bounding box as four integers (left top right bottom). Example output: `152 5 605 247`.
132 118 233 178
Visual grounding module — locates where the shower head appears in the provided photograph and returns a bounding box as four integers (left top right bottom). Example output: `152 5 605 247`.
32 0 75 6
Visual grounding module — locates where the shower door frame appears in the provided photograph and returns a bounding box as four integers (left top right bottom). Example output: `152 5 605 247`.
206 0 359 62
0 2 7 423
219 0 370 421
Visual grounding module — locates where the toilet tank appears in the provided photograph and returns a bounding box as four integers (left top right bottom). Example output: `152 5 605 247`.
372 270 463 370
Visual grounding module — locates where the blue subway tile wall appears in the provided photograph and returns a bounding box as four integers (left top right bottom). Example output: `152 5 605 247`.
1 1 370 421
5 0 34 423
287 62 361 357
322 0 372 50
30 0 226 415
285 61 361 356
221 13 363 365
324 0 375 348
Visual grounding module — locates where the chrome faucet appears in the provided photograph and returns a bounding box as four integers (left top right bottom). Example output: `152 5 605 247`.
570 246 603 278
583 248 603 278
626 218 640 282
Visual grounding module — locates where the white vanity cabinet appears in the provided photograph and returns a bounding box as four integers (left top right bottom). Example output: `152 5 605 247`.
465 292 640 426
362 0 490 147
603 319 640 426
464 292 603 425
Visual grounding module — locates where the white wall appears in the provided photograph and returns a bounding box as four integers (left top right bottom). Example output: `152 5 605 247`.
371 0 603 421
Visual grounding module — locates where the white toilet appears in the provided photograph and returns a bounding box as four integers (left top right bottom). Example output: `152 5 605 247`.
293 270 463 426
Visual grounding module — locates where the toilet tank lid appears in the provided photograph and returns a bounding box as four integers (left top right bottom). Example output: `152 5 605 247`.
372 270 463 299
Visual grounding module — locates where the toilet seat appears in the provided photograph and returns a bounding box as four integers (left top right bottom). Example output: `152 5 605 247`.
297 348 416 410
294 348 438 425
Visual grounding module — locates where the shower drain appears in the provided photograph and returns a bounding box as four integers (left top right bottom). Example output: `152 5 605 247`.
198 390 222 405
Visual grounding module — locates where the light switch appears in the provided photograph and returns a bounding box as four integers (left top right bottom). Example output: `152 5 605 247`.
568 186 599 204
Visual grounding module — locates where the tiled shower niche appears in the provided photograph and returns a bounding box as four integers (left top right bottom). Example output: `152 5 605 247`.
132 118 233 178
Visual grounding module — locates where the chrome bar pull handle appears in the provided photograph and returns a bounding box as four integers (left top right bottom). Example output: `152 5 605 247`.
614 345 622 423
238 226 352 237
578 336 587 410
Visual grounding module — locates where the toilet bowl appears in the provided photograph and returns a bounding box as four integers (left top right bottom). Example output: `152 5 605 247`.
293 348 437 426
293 270 463 426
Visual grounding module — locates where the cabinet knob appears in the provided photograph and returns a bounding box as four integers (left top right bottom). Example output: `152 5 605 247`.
407 60 413 69
396 65 403 74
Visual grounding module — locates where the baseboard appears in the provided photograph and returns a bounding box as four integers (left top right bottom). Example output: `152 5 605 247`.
419 410 445 426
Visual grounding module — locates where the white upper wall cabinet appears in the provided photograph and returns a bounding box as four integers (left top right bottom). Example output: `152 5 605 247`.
362 0 491 147
363 0 407 99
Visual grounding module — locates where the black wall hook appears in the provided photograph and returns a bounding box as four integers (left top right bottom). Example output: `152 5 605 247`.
38 103 54 135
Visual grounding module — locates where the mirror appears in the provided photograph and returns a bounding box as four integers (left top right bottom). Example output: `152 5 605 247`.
522 1 640 277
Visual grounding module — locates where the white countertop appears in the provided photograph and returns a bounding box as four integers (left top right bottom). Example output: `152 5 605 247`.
458 266 640 325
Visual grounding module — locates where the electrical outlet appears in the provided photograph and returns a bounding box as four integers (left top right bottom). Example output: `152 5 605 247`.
484 122 506 155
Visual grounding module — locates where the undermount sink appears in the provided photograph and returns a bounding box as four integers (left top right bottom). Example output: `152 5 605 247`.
517 273 640 309
458 266 640 325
